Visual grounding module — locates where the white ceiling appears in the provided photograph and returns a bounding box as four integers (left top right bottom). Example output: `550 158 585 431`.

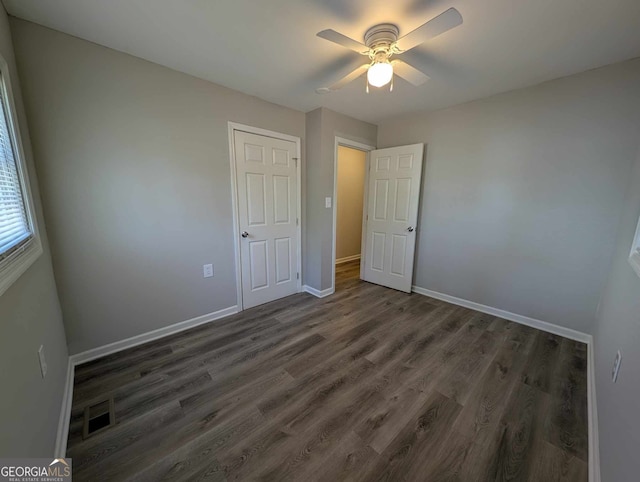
4 0 640 123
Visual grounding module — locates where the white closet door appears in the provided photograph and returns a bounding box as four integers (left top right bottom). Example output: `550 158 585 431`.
234 130 298 308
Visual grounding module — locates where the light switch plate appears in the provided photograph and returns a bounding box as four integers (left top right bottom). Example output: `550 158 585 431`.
325 197 332 209
203 264 214 278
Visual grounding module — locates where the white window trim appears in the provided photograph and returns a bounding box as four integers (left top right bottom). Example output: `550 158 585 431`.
629 215 640 279
0 55 42 297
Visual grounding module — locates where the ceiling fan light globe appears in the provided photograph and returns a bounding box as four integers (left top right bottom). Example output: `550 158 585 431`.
367 62 393 87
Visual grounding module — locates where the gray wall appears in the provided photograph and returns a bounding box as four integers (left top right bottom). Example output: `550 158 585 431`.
304 108 376 291
11 19 306 354
336 146 366 260
378 59 640 333
0 10 67 456
591 143 640 481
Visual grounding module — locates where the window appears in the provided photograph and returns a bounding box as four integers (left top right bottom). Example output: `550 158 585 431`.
0 56 41 296
630 216 640 279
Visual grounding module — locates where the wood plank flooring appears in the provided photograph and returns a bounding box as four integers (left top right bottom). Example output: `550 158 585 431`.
67 260 588 481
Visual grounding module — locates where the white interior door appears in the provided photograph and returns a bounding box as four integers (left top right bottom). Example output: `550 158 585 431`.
234 130 299 309
363 144 424 293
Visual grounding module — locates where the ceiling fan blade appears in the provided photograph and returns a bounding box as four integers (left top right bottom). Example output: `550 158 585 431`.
317 29 370 54
392 60 430 86
394 7 462 52
317 64 370 93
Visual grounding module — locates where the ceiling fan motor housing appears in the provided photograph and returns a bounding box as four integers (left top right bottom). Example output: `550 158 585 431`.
364 24 399 56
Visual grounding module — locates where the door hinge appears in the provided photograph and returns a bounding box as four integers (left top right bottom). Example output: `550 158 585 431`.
296 217 299 226
297 272 299 280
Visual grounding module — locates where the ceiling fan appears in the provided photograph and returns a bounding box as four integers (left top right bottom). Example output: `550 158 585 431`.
316 7 462 93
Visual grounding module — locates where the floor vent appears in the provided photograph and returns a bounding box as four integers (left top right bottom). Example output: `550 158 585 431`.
83 397 115 439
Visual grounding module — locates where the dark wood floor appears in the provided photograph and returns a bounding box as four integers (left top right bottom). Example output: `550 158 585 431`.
67 260 588 481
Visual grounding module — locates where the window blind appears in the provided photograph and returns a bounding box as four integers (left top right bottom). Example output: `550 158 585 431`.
0 74 31 261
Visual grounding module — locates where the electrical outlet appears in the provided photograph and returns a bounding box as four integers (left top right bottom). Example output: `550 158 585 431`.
325 197 332 209
203 264 214 278
612 350 622 382
38 345 47 378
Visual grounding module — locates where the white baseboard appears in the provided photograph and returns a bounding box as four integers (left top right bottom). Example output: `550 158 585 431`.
411 284 599 480
303 285 334 298
587 340 601 482
54 305 238 457
54 357 74 458
411 285 591 344
70 306 238 366
336 254 361 265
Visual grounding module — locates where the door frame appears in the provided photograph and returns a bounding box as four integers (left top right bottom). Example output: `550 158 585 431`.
331 136 376 293
228 122 302 311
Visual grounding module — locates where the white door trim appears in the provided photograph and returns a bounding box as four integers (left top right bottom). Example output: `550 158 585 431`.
332 136 375 293
228 122 302 311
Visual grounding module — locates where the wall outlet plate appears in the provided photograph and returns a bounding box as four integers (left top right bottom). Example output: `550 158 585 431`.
612 350 622 382
203 264 214 278
325 197 332 209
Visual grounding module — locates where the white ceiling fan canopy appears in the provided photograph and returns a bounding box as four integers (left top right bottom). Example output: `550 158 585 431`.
363 23 399 51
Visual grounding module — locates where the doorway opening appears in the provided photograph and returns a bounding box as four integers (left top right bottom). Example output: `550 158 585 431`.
335 145 367 290
332 141 425 295
332 138 375 292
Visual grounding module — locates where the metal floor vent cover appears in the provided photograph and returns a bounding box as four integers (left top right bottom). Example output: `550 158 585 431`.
83 397 115 439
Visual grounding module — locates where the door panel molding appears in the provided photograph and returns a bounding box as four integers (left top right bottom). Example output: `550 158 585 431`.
228 122 302 311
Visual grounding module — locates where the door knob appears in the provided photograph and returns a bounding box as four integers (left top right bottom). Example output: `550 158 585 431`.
241 231 249 238
407 226 415 232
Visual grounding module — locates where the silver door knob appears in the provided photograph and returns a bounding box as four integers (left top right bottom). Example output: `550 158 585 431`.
407 226 415 232
241 231 249 238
